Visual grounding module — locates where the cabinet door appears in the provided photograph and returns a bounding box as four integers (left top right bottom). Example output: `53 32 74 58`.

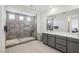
56 44 66 52
56 38 66 46
68 41 79 53
42 33 48 44
48 35 55 47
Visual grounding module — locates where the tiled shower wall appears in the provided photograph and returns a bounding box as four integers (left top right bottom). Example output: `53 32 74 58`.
6 11 36 39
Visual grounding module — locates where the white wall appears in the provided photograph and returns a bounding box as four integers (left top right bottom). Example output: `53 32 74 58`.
0 5 6 52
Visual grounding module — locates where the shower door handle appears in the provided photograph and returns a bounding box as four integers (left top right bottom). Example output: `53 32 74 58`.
4 25 8 32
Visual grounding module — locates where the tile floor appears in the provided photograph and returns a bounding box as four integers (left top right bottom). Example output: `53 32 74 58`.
6 40 61 53
6 37 35 47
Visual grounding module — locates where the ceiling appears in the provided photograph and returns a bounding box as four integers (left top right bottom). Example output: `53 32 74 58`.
11 5 52 12
25 5 51 12
7 5 79 12
24 5 74 12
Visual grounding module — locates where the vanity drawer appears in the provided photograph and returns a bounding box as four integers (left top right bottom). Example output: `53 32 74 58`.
48 34 55 37
56 38 66 46
56 35 66 39
68 38 79 43
56 44 66 52
48 36 55 47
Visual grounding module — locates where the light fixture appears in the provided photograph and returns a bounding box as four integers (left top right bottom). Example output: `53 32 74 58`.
19 16 24 21
68 16 71 22
9 13 15 20
27 17 31 22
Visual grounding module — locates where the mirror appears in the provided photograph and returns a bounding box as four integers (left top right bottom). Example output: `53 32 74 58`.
47 8 79 33
70 15 78 33
47 12 68 32
47 18 53 31
53 13 68 32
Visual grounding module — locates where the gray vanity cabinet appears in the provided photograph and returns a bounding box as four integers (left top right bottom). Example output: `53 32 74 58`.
42 33 48 44
48 34 55 48
56 35 67 52
42 33 79 53
68 38 79 53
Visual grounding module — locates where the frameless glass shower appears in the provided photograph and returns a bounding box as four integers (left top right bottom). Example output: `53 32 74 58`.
6 11 37 40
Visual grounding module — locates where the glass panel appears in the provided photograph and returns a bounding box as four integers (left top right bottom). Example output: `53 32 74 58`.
9 13 15 20
71 15 78 33
6 12 36 40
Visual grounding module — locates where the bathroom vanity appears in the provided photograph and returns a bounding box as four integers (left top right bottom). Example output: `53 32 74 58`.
42 8 79 53
42 31 79 53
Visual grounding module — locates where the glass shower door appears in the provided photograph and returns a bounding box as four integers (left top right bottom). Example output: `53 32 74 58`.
6 11 36 40
6 12 21 39
22 16 34 38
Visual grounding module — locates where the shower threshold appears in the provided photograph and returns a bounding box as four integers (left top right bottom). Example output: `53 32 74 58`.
6 37 36 48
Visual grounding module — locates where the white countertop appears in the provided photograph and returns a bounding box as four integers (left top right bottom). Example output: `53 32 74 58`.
44 31 79 39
